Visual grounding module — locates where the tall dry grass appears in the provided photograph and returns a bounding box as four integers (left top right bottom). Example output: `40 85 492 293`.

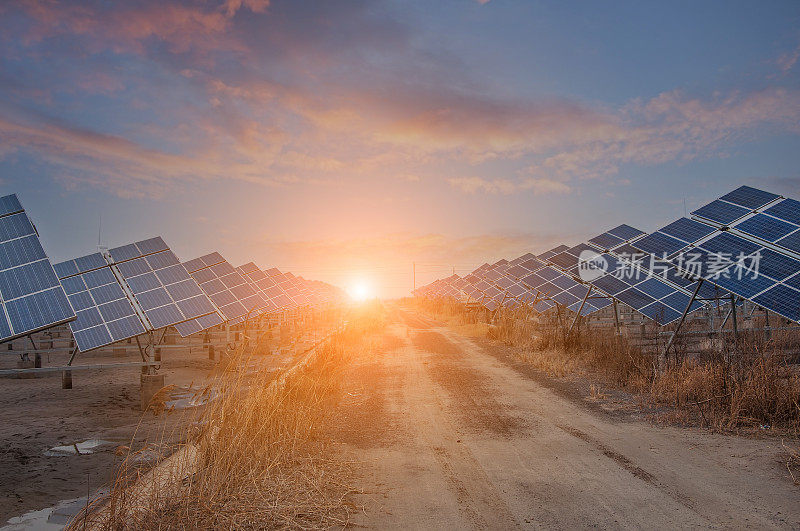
71 304 386 529
417 297 800 434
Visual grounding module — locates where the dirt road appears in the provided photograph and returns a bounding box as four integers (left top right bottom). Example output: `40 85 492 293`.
334 305 800 529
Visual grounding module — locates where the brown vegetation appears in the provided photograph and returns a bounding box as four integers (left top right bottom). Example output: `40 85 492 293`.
69 303 387 530
414 297 800 435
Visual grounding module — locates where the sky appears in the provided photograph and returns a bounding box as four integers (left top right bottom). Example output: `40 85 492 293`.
1 0 800 298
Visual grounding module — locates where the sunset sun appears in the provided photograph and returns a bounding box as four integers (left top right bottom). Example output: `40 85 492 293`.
349 280 372 301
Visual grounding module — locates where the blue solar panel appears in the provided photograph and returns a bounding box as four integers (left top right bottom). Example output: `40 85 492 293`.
55 254 146 352
616 287 656 310
552 291 579 306
0 199 75 344
607 224 645 241
660 291 701 313
775 231 800 254
692 199 750 225
754 248 800 281
638 302 681 325
0 195 24 217
764 198 800 226
112 243 217 332
635 277 677 300
108 243 141 263
183 253 267 326
537 267 561 281
753 284 800 322
590 293 613 309
783 273 800 292
734 214 797 242
720 186 780 209
698 232 761 258
659 217 716 243
520 273 546 289
519 258 544 271
631 231 686 257
550 252 578 269
505 264 528 279
593 274 629 296
712 271 776 299
589 232 624 249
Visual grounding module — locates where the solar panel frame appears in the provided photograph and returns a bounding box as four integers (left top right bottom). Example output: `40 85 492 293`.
0 195 76 344
54 255 146 352
691 199 751 225
113 245 217 330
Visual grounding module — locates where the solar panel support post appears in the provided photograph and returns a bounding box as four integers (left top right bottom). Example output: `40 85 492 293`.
613 300 621 337
764 309 772 341
664 279 704 363
27 335 41 368
729 293 739 359
567 288 591 339
135 336 148 374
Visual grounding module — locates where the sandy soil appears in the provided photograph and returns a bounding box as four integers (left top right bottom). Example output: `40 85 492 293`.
0 341 300 525
333 304 800 529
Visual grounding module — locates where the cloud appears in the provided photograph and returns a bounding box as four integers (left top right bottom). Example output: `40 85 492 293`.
448 177 570 195
0 1 799 201
776 43 800 74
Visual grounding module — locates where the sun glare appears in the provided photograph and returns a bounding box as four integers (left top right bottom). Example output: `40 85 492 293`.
349 281 372 301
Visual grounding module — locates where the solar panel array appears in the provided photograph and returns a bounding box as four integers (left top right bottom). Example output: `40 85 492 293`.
415 186 800 328
55 237 219 351
54 253 146 352
181 253 267 331
109 238 218 330
0 194 75 343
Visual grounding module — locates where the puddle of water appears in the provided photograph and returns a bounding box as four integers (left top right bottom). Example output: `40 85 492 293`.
44 439 113 457
164 386 216 410
2 493 96 530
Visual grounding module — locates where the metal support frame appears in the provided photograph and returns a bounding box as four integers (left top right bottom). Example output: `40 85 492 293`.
729 292 739 347
1 361 159 377
664 279 704 358
567 288 591 338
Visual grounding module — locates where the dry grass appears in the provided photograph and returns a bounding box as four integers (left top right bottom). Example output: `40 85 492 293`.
417 297 800 435
70 303 387 530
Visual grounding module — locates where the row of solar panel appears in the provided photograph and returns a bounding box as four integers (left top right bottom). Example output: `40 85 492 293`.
417 186 800 328
0 192 345 353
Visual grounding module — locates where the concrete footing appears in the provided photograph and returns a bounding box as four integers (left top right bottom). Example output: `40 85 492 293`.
140 373 166 411
62 370 72 389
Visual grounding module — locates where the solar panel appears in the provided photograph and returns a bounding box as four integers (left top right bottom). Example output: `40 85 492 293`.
719 185 780 210
538 245 569 260
0 194 75 344
236 263 280 314
607 224 645 241
55 255 147 351
183 253 265 324
659 217 716 244
691 199 751 225
588 232 624 250
631 231 687 257
616 287 656 311
753 284 800 321
734 214 796 243
764 198 800 225
111 240 217 330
